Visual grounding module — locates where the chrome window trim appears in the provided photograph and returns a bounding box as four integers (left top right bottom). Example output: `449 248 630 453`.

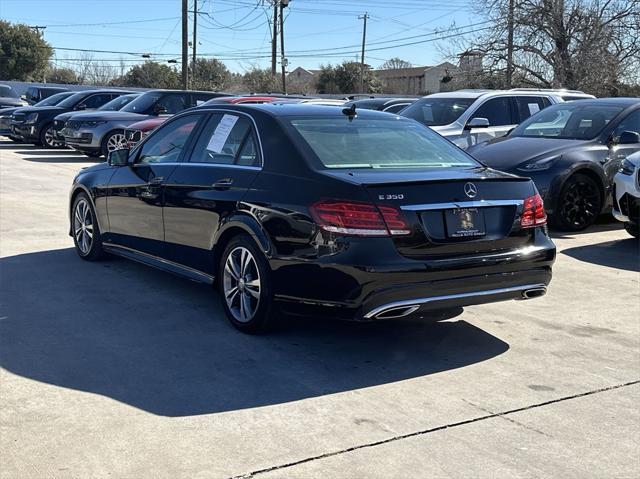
129 162 260 171
400 199 523 211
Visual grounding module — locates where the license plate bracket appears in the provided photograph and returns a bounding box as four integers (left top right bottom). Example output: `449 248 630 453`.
444 208 486 238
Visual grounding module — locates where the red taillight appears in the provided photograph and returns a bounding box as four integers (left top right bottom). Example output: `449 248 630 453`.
310 200 410 237
521 193 547 228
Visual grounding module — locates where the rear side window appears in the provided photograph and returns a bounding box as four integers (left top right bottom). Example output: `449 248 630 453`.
383 103 410 114
82 94 116 109
157 93 189 114
471 97 513 126
514 96 550 122
137 114 201 164
190 114 260 167
191 93 216 107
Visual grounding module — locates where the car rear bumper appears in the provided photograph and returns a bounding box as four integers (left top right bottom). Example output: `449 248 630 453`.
272 229 556 320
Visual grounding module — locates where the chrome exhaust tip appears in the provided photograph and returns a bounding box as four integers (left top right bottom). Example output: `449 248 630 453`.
374 304 421 319
521 287 547 300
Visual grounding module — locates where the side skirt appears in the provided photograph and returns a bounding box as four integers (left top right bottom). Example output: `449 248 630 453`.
103 243 215 285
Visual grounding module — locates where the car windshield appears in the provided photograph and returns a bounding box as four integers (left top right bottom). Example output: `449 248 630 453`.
121 92 162 113
288 117 479 170
98 94 139 111
512 104 624 140
56 92 88 108
0 85 19 98
34 91 74 107
400 97 475 126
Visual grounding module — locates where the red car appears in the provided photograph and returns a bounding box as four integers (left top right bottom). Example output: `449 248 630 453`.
124 96 281 148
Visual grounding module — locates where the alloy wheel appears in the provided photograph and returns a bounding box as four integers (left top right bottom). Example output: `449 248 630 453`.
223 246 261 323
106 133 126 152
558 178 600 229
73 199 94 255
44 126 58 148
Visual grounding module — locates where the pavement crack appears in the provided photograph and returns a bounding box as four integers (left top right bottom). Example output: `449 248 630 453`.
229 380 639 479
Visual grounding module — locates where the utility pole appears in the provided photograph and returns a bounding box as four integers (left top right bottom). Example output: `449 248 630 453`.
280 1 288 93
506 0 514 87
192 0 197 87
358 13 369 94
271 1 278 78
181 0 189 90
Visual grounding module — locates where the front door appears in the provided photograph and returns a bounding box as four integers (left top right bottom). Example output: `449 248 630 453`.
162 112 262 274
604 109 640 182
105 113 204 255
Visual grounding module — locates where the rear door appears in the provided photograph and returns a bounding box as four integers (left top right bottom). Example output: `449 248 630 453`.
105 113 204 254
162 111 262 273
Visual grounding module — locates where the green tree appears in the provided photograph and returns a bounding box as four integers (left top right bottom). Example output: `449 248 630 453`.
190 58 230 91
0 21 52 81
241 67 281 93
318 61 381 94
46 66 79 84
114 61 180 89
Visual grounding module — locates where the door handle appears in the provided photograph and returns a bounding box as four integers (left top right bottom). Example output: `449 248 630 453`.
212 178 233 189
148 176 164 185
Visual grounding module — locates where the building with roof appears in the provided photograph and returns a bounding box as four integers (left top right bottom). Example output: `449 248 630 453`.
374 62 458 95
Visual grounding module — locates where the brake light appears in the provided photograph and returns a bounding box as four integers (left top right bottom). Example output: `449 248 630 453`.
521 194 547 228
310 200 410 236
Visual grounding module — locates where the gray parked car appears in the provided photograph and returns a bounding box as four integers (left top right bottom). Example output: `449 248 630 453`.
400 89 594 149
62 89 228 157
53 93 140 151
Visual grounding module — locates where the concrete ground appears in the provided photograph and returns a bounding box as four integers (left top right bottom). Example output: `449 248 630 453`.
0 140 638 479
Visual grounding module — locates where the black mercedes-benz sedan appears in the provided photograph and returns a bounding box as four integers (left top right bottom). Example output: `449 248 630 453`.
69 104 555 333
467 98 640 231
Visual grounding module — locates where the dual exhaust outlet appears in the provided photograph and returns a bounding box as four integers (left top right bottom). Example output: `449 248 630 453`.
367 285 547 320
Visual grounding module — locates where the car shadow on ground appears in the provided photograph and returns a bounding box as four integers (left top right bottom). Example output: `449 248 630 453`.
561 237 639 272
16 149 81 155
0 248 509 417
550 217 623 239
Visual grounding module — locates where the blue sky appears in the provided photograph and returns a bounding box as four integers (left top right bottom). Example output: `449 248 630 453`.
1 0 479 73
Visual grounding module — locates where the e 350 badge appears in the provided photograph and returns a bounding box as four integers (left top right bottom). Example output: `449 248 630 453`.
378 194 404 200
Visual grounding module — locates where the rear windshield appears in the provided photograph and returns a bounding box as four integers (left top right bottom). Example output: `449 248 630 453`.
400 97 475 126
288 117 478 170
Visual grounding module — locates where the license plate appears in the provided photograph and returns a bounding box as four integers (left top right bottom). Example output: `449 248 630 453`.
445 208 486 238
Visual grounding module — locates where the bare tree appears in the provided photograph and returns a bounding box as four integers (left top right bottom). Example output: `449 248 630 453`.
450 0 640 95
380 57 413 70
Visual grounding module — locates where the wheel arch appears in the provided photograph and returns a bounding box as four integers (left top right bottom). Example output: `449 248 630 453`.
212 215 273 277
68 184 103 236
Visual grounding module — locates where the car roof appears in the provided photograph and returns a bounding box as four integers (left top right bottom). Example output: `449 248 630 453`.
550 97 639 107
423 89 570 100
195 103 403 119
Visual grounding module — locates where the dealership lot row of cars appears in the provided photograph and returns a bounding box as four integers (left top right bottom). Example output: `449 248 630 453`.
1 83 639 332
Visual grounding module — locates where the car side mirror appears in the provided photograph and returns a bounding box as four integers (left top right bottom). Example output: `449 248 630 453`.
108 148 130 167
465 117 490 130
154 105 168 115
618 130 640 145
76 103 87 110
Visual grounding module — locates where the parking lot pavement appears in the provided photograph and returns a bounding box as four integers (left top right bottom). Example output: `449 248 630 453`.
1 140 638 479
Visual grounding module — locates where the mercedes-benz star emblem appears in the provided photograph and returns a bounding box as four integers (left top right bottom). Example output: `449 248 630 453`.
464 182 478 198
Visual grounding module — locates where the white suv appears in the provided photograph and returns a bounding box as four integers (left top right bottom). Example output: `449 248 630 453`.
613 151 640 239
400 89 594 149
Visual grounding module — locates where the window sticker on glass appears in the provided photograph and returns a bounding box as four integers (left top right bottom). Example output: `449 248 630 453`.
528 103 541 115
207 114 239 153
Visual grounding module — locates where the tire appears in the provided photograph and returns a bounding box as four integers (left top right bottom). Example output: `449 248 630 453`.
551 173 602 231
71 193 104 261
101 130 126 158
218 234 274 334
624 222 639 239
39 123 62 148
